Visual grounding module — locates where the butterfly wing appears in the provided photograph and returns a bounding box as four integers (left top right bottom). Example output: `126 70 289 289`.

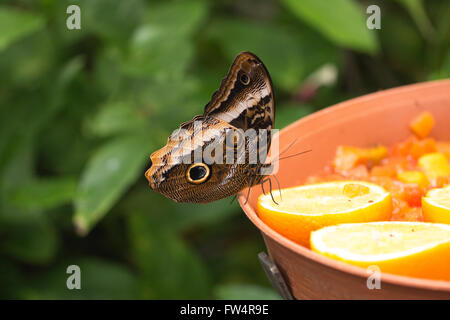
146 116 251 203
204 52 275 132
146 52 275 203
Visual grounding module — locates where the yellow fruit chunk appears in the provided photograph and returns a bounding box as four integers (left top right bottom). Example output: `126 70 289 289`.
397 170 429 188
311 222 450 281
437 142 450 160
257 181 392 247
343 183 370 198
333 146 388 172
422 186 450 224
418 152 450 181
409 111 435 139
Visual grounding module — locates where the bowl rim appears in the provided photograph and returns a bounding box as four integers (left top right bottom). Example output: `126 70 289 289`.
239 79 450 293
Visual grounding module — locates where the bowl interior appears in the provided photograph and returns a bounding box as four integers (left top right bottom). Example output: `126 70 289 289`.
239 79 450 291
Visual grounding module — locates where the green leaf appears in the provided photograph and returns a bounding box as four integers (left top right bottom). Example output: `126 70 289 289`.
121 0 208 78
208 19 338 92
75 0 146 42
0 7 45 52
215 284 281 300
396 0 435 39
128 210 211 299
282 0 378 53
8 177 77 210
74 134 151 234
24 257 138 299
86 101 148 137
208 19 305 92
3 214 58 264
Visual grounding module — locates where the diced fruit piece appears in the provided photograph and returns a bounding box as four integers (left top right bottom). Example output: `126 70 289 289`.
403 184 424 207
422 186 450 224
418 152 450 181
310 222 450 281
343 183 370 198
437 142 450 160
410 138 437 159
397 171 429 188
257 181 392 247
333 145 388 172
409 111 435 139
393 136 437 159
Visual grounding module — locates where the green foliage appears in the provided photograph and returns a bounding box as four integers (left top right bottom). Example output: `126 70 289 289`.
0 7 44 52
0 0 448 299
282 0 378 53
215 284 281 300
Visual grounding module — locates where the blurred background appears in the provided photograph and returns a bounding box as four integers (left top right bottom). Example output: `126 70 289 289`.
0 0 449 299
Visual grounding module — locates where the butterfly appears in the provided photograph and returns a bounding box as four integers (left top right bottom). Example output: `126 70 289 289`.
145 51 276 203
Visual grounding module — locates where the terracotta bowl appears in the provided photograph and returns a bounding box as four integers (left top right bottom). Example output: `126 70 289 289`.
239 79 450 299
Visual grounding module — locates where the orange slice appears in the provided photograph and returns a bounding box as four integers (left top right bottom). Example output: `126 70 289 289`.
422 186 450 224
311 222 450 281
257 181 392 247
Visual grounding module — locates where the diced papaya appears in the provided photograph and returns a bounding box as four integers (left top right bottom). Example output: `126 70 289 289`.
345 165 369 179
391 198 409 221
418 152 450 181
392 136 437 159
409 111 435 139
371 165 397 178
410 138 437 159
436 142 450 160
397 171 429 188
333 145 388 172
392 136 415 157
402 184 424 207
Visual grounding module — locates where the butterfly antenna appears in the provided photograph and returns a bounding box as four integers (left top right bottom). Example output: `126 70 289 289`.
229 194 237 205
279 138 299 157
273 149 312 163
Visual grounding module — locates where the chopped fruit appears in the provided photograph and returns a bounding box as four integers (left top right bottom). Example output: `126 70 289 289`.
333 145 388 172
403 184 424 207
418 152 450 181
397 171 429 188
257 181 391 247
409 111 435 139
422 186 450 224
410 138 437 159
393 136 437 159
343 183 370 198
310 222 450 281
437 142 450 160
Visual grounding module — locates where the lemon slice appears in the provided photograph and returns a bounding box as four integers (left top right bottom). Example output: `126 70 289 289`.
311 222 450 281
422 186 450 224
257 181 392 247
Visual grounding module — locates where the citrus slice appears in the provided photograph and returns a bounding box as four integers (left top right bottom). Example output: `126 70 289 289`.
422 186 450 224
257 181 392 247
310 222 450 281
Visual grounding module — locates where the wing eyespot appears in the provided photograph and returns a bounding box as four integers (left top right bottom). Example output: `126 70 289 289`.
186 163 210 184
240 73 250 85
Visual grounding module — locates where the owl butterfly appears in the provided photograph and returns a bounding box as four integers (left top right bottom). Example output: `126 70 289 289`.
145 52 276 203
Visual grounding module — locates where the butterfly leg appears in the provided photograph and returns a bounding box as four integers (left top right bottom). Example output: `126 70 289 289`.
266 177 279 205
243 175 255 205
